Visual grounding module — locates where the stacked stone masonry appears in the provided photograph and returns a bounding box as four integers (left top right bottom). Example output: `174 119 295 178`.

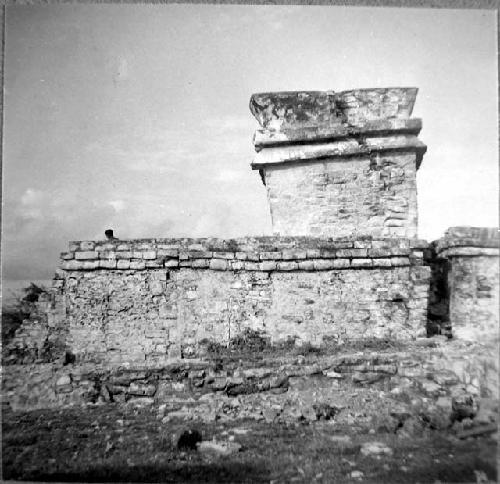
53 236 431 364
434 227 499 342
250 89 426 238
3 87 499 417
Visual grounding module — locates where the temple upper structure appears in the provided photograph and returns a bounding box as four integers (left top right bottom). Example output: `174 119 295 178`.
250 88 427 238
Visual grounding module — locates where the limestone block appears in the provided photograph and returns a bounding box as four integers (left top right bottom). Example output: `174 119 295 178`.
244 262 260 271
354 240 372 249
164 259 179 268
146 260 163 268
235 252 248 260
351 249 369 258
135 242 154 251
142 251 157 260
319 249 337 258
158 249 179 258
116 244 131 251
313 259 336 270
150 281 164 296
99 251 117 260
333 259 350 269
95 243 117 252
81 261 99 270
306 249 321 258
117 260 131 270
213 251 235 260
260 251 282 260
188 250 213 259
298 260 315 271
231 261 244 270
391 257 410 267
373 259 392 268
351 259 373 268
277 261 298 271
282 250 307 260
80 241 96 251
130 261 146 270
61 252 74 260
192 259 209 268
116 251 132 259
99 260 117 269
56 374 71 386
75 251 98 260
260 261 277 271
210 259 228 271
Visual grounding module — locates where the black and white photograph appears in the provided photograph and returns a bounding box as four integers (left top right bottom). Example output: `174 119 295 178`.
1 3 498 483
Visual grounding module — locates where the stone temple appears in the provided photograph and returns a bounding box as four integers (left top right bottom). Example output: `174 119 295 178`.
250 88 425 238
3 88 499 407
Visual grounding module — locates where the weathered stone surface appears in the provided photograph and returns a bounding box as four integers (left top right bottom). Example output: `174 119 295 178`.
249 88 417 131
55 263 429 363
433 227 499 342
335 87 417 126
249 91 341 131
251 136 425 168
260 153 419 238
250 88 424 239
253 118 423 148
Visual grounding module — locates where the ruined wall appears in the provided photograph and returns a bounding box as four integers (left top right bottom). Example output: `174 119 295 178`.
435 227 499 342
250 89 426 238
52 236 430 364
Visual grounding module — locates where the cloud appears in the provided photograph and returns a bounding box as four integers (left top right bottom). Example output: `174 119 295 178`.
108 199 126 212
19 188 46 220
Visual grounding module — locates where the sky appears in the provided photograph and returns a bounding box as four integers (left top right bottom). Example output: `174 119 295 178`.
2 4 498 283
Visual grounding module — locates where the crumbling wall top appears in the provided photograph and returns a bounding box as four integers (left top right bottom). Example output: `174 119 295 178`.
249 87 426 171
249 87 418 131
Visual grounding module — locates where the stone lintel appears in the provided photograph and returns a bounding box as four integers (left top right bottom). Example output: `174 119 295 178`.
251 136 427 170
253 118 423 149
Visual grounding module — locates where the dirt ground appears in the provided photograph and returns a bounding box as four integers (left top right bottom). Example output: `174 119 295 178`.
2 404 497 483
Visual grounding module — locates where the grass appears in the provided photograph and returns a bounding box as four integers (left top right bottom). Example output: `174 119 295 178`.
198 329 407 372
2 405 497 483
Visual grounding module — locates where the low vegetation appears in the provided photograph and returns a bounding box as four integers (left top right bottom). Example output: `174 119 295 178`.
2 283 48 347
2 405 497 483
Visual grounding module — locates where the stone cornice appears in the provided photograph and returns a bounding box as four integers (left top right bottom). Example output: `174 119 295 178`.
434 226 500 256
59 236 429 272
253 118 423 149
251 134 427 170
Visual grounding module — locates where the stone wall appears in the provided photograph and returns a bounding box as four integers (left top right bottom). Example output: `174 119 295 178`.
38 236 431 364
4 339 497 413
260 153 418 238
434 227 499 342
250 89 426 238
